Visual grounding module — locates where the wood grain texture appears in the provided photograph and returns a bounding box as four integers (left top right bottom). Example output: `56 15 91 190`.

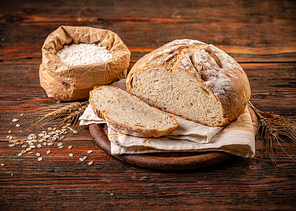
0 0 296 210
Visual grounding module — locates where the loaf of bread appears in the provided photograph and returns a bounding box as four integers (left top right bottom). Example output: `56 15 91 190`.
126 39 251 127
89 85 178 137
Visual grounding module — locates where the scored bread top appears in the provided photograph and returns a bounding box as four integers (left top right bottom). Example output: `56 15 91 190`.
126 39 251 126
89 85 178 137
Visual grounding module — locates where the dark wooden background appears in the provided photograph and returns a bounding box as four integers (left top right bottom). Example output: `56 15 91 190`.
1 0 296 210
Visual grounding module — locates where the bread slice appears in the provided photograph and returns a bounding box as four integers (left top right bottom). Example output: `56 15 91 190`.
89 85 178 137
126 39 251 127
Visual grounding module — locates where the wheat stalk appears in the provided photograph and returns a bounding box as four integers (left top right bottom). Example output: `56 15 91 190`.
249 101 296 165
30 101 89 130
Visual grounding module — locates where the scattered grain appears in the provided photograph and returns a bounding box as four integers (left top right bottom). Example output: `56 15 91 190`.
8 130 12 133
28 134 37 140
87 150 93 154
87 161 94 165
36 153 41 157
52 136 58 141
46 150 51 154
68 145 72 149
22 144 27 148
12 118 19 122
18 153 23 157
38 157 43 161
20 113 24 116
68 127 78 134
26 147 32 152
8 144 15 147
44 135 51 139
58 146 64 149
1 163 5 166
69 153 74 157
16 124 20 127
79 156 87 162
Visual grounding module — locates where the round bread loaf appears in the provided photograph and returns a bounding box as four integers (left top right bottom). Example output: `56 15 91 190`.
126 39 251 127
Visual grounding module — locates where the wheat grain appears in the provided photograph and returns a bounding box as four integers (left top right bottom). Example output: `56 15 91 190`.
249 101 296 165
30 101 88 130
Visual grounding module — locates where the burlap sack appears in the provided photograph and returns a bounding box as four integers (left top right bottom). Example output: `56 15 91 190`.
39 26 131 101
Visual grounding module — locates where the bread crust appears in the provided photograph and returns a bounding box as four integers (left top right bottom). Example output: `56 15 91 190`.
89 85 178 137
126 39 251 126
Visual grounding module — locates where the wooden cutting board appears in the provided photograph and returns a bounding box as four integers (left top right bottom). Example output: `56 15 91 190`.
89 105 258 170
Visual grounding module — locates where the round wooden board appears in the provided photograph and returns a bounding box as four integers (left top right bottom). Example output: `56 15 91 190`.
89 105 258 171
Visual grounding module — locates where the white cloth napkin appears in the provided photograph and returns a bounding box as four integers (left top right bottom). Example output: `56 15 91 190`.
80 80 255 158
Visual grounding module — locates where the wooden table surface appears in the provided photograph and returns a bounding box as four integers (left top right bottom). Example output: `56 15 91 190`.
1 0 296 210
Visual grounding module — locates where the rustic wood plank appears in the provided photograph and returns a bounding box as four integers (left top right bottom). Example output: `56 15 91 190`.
1 0 296 54
1 0 296 210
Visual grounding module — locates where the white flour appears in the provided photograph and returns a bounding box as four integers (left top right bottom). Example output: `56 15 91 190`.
57 43 114 66
193 47 232 95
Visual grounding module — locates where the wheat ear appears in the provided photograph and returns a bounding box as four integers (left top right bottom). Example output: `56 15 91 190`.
249 101 296 165
30 101 89 130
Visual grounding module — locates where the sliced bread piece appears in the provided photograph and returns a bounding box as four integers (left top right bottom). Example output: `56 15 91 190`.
89 85 178 137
